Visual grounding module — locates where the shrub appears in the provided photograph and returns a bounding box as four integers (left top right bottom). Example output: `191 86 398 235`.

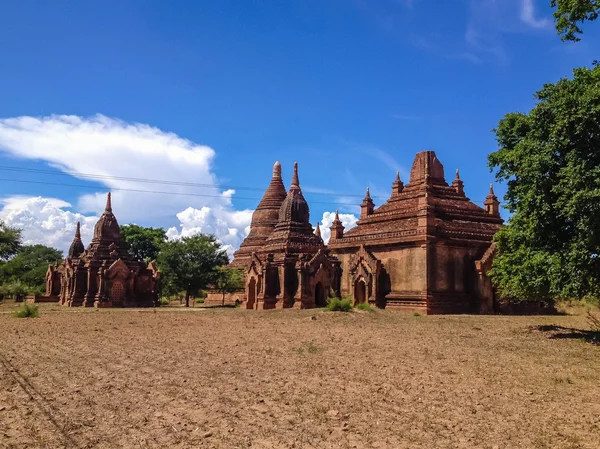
195 297 205 304
158 297 170 306
13 303 39 318
356 302 374 312
326 296 352 312
413 312 422 317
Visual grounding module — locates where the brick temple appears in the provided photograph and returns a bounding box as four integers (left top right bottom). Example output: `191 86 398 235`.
44 193 160 307
226 150 503 314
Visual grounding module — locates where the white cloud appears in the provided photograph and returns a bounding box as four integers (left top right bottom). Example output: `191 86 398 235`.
166 204 252 259
0 196 97 255
519 0 550 29
0 115 254 257
319 211 359 244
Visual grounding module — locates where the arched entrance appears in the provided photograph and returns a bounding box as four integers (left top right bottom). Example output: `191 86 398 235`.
354 279 367 305
315 282 326 307
247 277 256 309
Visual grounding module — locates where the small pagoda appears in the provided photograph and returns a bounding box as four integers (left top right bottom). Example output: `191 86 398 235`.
45 193 160 307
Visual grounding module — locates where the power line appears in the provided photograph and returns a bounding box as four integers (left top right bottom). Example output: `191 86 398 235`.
0 176 495 206
0 164 498 204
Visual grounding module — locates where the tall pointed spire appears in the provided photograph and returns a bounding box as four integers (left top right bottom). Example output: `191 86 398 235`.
315 223 321 238
291 162 300 188
68 221 85 259
273 161 282 179
489 183 495 195
105 192 112 212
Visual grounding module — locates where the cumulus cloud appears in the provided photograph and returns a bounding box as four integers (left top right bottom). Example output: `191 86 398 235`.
0 114 254 256
319 211 359 244
0 196 97 255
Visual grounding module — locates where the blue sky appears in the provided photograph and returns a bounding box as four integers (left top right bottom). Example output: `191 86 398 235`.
0 0 599 255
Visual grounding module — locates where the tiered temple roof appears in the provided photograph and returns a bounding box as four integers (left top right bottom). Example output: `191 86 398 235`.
229 161 287 267
264 162 324 254
329 150 503 248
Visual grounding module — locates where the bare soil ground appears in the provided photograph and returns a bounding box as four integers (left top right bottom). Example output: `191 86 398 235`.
0 302 599 449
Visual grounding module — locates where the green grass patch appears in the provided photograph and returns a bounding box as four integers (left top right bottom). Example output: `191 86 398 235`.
326 297 352 312
195 297 205 304
13 303 39 318
158 297 170 306
413 312 422 317
356 302 374 312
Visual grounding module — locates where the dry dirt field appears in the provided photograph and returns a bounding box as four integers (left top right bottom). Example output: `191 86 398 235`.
0 303 599 449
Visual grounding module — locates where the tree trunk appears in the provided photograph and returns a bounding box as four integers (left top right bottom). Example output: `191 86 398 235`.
185 290 190 308
222 291 226 307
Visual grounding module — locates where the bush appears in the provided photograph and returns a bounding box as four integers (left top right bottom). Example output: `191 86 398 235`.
158 297 170 306
195 297 205 304
356 302 374 312
326 296 352 312
13 303 39 318
413 312 422 317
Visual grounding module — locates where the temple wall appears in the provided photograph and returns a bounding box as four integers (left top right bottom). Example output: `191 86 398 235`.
426 243 489 314
334 245 427 302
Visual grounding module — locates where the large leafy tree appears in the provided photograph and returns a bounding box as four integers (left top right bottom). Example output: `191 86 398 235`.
0 244 63 293
488 63 600 301
0 221 22 260
157 234 229 307
120 224 167 262
551 0 599 41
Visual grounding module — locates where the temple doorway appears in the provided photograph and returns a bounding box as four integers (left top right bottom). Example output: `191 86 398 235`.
315 282 326 307
111 281 124 303
354 279 367 305
247 278 256 309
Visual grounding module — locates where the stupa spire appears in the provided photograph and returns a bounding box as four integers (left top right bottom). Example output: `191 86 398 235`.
391 171 404 197
105 192 112 212
273 161 282 179
291 162 300 188
360 187 375 219
315 223 321 238
484 183 500 216
75 221 81 239
452 168 464 195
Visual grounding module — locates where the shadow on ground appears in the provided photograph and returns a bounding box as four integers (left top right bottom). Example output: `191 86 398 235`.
532 324 600 345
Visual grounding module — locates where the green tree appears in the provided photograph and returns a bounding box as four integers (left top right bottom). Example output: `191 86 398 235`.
215 267 244 306
157 234 229 307
551 0 599 41
0 221 22 260
0 245 63 292
120 224 167 262
488 63 600 301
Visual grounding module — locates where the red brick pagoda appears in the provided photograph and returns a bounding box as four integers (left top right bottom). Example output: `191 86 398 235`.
231 162 341 309
328 150 503 314
45 193 160 307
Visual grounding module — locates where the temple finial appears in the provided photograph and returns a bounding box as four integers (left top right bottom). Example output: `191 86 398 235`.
365 187 371 199
335 210 340 220
75 221 81 239
273 161 282 179
315 223 321 237
291 162 299 187
489 183 494 195
105 192 112 211
455 169 460 180
396 171 400 182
